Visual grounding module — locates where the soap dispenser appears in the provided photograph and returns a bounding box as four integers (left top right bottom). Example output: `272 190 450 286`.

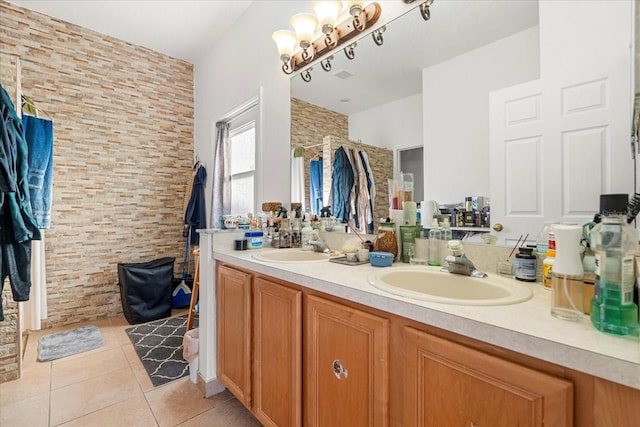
428 219 442 266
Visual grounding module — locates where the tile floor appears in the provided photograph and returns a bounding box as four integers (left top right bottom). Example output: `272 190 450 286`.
0 310 262 426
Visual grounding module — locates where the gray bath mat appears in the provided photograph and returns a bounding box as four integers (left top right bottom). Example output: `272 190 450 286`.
38 325 105 361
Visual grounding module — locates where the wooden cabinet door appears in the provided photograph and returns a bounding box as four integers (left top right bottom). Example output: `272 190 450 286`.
217 265 252 407
402 327 573 427
253 277 302 427
304 294 389 427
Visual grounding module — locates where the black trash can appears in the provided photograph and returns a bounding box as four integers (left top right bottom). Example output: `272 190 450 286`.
118 257 175 325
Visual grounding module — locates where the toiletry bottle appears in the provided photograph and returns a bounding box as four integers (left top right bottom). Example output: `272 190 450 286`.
402 201 417 226
515 246 536 282
542 231 556 289
550 224 584 321
535 222 553 282
428 219 442 266
279 218 292 248
582 244 596 314
291 217 301 248
590 194 639 336
301 221 314 251
441 217 452 242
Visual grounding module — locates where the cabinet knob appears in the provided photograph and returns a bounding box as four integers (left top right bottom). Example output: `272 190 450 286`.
492 223 503 232
332 359 348 380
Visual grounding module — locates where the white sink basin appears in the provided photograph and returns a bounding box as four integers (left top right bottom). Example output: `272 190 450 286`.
253 249 330 263
367 266 532 306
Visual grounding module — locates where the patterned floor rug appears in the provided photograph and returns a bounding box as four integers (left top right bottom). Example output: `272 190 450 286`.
38 325 105 361
125 315 190 386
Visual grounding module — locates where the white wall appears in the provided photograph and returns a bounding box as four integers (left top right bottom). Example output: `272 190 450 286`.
422 26 540 205
349 93 422 150
193 0 418 389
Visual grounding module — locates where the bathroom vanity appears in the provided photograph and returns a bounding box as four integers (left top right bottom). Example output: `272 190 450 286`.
212 246 639 427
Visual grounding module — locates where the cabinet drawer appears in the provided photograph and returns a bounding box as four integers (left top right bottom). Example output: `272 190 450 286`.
402 327 573 427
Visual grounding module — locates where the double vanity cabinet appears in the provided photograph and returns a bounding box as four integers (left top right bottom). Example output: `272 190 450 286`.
216 258 639 427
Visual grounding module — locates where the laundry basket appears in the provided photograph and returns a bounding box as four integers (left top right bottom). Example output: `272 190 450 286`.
118 257 175 324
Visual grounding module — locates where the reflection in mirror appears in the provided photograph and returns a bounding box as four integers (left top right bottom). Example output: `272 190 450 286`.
292 0 634 245
291 0 539 232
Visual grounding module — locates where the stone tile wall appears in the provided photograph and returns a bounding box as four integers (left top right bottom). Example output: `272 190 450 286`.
0 1 194 382
290 97 393 227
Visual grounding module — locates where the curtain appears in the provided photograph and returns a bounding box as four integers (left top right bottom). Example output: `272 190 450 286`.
291 148 305 210
211 121 230 229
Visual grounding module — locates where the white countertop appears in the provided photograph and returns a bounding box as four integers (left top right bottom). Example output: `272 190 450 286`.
213 247 640 390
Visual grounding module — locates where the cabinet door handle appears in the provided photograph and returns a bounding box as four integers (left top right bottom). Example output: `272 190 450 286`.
332 359 348 379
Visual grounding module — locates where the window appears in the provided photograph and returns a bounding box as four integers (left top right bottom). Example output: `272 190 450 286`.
229 107 257 216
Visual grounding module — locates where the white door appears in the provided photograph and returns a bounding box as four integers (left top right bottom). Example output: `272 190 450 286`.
490 72 634 246
489 80 543 245
489 0 633 246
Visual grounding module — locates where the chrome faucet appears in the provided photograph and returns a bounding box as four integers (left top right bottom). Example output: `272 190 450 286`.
308 232 331 253
442 240 487 278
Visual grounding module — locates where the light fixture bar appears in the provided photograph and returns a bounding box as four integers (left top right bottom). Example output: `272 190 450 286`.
287 2 382 74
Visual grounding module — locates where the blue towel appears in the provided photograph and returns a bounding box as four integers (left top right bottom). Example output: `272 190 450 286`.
309 159 323 215
22 114 53 229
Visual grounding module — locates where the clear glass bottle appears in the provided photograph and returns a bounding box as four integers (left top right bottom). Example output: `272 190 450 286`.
441 217 452 242
279 218 292 249
589 215 639 336
428 219 442 266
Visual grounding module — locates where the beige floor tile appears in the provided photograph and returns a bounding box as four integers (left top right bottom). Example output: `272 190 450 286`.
106 315 131 328
0 391 50 427
121 342 157 392
50 367 142 426
175 395 262 427
51 347 129 389
3 312 256 427
145 377 216 427
121 343 145 370
58 394 157 427
0 361 51 405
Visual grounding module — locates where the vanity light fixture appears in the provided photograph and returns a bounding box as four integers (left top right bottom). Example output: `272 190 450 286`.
321 55 334 72
290 12 318 62
371 25 385 46
312 0 342 48
272 1 382 81
402 0 435 21
419 0 434 21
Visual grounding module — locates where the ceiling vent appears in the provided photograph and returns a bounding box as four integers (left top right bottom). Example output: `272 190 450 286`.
333 69 354 79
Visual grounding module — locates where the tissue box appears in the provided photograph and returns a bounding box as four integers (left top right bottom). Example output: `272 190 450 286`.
369 251 394 267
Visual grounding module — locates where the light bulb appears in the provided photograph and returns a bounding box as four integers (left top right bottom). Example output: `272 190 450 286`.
290 13 318 49
312 1 342 34
272 30 297 61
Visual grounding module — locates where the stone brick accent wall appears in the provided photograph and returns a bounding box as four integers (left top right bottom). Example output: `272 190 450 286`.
0 1 194 382
290 97 392 228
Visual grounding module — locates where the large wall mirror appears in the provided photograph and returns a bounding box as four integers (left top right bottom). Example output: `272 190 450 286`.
291 0 635 243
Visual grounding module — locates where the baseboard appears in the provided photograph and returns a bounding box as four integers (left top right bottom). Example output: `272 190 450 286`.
197 374 226 398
